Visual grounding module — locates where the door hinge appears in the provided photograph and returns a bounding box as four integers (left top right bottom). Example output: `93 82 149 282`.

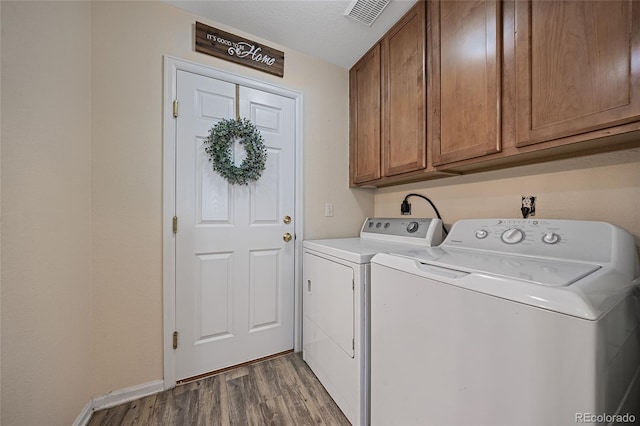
173 100 179 118
173 331 179 349
352 279 355 291
172 216 178 234
352 338 355 351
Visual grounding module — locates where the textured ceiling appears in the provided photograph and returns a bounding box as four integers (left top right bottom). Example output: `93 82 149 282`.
165 0 418 69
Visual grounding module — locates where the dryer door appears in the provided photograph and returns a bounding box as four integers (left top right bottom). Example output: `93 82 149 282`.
304 252 355 357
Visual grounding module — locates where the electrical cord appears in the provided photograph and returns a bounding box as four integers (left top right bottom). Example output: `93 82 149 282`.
401 193 448 236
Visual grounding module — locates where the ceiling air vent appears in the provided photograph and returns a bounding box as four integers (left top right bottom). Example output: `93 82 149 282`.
344 0 391 27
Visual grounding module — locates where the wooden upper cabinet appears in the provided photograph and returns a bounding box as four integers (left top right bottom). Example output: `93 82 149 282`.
349 0 640 187
382 1 427 176
431 0 502 166
515 0 640 147
349 45 381 185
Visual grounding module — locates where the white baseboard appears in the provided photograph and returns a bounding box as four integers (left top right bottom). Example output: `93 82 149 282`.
73 379 165 426
92 379 165 411
72 401 93 426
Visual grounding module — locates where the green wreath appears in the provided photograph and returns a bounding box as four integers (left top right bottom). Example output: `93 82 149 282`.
204 118 268 185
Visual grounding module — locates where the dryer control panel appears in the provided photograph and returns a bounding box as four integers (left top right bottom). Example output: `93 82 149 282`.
361 217 443 246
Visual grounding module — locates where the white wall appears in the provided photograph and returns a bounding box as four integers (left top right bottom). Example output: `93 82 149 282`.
375 149 640 246
1 2 93 425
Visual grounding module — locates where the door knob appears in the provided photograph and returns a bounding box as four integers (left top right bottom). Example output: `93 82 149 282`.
283 215 292 224
283 232 293 242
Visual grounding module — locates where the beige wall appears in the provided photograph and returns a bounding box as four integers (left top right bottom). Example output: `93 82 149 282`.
91 1 370 396
0 0 371 423
0 0 3 419
11 1 635 423
375 149 640 246
1 2 93 425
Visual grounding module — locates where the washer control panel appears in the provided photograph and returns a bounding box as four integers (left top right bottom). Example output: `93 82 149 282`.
361 217 443 246
444 218 614 263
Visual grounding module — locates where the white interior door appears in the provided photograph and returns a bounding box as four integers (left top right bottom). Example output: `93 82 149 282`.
175 70 296 380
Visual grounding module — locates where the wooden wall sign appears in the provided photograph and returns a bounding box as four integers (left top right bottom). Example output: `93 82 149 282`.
195 22 285 78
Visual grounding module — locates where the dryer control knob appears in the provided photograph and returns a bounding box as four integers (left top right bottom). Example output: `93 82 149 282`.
501 228 524 244
406 221 419 233
542 232 560 244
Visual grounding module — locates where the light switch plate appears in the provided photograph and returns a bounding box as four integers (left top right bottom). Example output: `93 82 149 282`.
325 203 334 217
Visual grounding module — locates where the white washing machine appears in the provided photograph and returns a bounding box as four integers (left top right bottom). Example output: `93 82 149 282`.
370 218 640 426
303 217 443 425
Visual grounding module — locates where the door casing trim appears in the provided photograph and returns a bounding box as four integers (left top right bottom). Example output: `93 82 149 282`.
162 55 304 389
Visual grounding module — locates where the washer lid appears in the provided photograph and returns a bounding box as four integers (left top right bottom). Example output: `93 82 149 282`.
373 218 640 320
395 247 601 287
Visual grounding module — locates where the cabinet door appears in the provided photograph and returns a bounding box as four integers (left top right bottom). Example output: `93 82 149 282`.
516 0 640 147
349 45 381 185
431 0 502 166
382 1 427 176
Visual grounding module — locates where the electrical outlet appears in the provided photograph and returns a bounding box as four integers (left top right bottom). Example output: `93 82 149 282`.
521 196 536 219
325 203 334 217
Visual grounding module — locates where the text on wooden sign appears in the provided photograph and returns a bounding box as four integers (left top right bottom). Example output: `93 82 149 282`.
195 22 285 78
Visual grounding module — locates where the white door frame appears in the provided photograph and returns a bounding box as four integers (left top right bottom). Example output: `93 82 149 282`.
162 56 304 389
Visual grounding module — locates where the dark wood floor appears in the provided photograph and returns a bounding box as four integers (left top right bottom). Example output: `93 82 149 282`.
88 352 351 425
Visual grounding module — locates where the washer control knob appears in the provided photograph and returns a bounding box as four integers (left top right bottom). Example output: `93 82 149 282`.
475 229 488 239
406 221 419 233
501 228 524 244
542 232 560 244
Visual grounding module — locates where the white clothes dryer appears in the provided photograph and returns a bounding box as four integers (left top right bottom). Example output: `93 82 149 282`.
303 217 443 425
370 218 640 426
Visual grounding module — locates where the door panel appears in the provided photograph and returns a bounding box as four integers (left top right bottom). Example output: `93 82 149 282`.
251 149 280 224
195 252 233 341
249 249 280 331
197 136 233 223
175 70 295 380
